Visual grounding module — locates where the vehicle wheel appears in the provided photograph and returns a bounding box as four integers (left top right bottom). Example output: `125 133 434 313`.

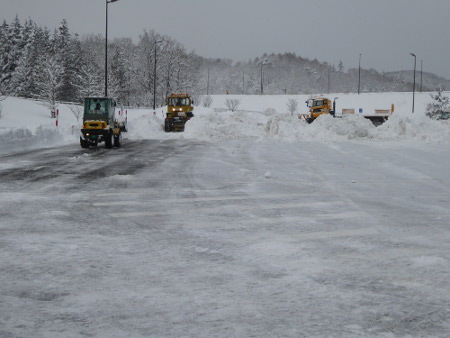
371 117 385 126
114 133 122 147
104 131 113 148
80 137 89 148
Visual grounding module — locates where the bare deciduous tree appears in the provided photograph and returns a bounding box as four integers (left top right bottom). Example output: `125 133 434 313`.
225 98 240 112
74 64 103 99
286 98 298 115
37 56 64 117
69 104 83 123
203 95 213 108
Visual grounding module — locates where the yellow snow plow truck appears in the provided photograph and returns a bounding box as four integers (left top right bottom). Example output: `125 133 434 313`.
164 93 194 132
299 96 394 126
80 97 127 148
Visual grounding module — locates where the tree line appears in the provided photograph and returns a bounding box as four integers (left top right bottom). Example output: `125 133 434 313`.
0 16 201 108
0 16 441 110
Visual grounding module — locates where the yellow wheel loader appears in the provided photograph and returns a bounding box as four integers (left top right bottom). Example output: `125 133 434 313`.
80 97 127 148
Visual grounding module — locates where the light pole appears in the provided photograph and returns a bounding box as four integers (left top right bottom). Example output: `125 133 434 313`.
410 53 416 113
153 39 163 111
420 59 423 93
260 62 264 94
358 54 362 95
260 59 270 94
105 0 119 97
206 68 210 95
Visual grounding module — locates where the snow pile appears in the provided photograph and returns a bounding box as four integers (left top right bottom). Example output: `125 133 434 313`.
184 110 270 140
1 93 449 151
126 111 167 140
0 97 79 154
183 106 449 143
375 109 450 142
0 125 69 155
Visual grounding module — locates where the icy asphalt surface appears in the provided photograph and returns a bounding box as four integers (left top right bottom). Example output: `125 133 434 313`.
1 139 450 337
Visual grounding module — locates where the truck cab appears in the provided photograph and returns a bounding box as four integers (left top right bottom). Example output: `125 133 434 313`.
164 93 194 132
303 97 336 123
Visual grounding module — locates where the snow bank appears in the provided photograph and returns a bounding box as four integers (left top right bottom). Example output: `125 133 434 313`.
1 93 449 152
0 97 80 153
183 101 450 143
376 109 450 142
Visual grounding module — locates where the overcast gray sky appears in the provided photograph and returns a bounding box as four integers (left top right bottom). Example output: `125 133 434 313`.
3 0 450 79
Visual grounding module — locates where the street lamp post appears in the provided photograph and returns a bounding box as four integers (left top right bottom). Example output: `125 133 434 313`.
410 53 416 113
105 0 119 97
260 59 270 95
153 40 163 111
207 68 210 95
420 59 423 93
358 54 362 95
260 63 264 94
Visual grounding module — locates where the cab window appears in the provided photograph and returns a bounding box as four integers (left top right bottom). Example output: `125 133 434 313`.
88 99 106 114
313 100 323 107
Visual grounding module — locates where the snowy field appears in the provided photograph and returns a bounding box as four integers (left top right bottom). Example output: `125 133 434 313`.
1 93 450 337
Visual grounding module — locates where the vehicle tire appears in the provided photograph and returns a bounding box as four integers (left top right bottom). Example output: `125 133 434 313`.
80 137 89 148
371 117 385 126
114 133 122 148
164 120 172 132
104 131 113 149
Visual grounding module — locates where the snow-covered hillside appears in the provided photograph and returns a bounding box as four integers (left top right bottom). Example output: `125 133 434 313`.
1 92 448 154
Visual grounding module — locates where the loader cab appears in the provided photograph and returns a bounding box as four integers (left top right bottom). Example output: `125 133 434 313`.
83 97 116 126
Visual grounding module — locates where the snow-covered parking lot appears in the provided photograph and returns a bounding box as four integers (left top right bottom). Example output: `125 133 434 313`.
1 93 450 337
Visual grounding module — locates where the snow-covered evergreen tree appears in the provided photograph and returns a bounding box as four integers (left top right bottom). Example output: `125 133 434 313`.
1 16 25 93
426 85 449 119
338 60 344 75
53 19 80 102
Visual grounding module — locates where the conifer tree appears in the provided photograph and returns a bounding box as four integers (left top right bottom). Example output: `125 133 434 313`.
426 85 449 119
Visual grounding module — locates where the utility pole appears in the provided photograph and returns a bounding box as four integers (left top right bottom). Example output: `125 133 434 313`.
105 0 119 97
153 39 162 111
260 62 264 94
410 53 416 113
420 60 423 93
358 54 361 95
327 65 331 94
260 59 270 95
206 68 210 95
